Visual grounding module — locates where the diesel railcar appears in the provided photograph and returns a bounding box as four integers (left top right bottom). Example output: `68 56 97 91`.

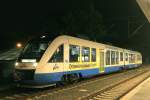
14 35 142 88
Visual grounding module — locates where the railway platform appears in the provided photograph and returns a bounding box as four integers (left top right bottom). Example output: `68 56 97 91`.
121 77 150 100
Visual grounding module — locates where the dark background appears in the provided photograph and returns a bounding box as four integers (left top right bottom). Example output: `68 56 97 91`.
0 0 150 63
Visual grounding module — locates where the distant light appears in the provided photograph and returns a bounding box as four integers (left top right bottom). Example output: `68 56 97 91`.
15 62 19 66
41 35 46 38
16 43 22 48
21 59 36 63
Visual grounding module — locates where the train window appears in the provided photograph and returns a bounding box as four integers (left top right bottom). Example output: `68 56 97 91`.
82 47 90 62
120 52 123 61
49 45 64 63
116 52 119 64
125 53 128 61
111 51 115 65
137 55 139 61
137 55 142 61
132 54 136 63
91 48 96 62
69 45 80 62
129 54 135 63
106 50 110 65
129 54 131 63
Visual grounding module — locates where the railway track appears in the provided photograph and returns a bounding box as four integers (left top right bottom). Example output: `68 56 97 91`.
80 68 150 100
0 66 149 100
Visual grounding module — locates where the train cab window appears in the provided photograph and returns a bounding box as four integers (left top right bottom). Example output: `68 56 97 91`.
111 51 115 65
91 48 96 62
120 52 123 61
125 53 128 61
82 47 90 62
116 52 119 64
21 42 48 60
106 50 110 65
49 45 64 63
69 45 80 62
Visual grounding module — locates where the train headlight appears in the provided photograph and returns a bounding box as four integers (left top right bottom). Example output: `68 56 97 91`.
33 63 38 67
15 62 19 66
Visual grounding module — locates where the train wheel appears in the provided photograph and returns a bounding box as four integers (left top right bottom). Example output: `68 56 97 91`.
57 74 67 86
68 73 79 84
59 73 79 85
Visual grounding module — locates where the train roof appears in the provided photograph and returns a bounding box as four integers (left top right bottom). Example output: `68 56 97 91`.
30 34 141 54
59 35 141 54
59 35 122 49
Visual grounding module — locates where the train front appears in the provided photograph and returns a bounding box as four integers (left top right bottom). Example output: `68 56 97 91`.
14 36 50 88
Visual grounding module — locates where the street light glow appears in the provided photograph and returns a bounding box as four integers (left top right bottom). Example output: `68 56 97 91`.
16 43 22 48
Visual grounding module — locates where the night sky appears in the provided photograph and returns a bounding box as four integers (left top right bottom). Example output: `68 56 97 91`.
0 0 150 62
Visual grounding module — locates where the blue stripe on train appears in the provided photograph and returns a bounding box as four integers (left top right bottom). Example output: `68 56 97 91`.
105 66 123 73
125 64 139 68
34 68 99 83
33 64 140 84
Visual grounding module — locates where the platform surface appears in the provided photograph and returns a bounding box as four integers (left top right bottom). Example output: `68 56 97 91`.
121 77 150 100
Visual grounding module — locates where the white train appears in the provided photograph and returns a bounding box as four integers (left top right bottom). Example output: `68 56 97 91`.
14 35 142 88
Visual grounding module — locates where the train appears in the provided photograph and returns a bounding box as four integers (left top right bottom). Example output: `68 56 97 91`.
14 35 142 88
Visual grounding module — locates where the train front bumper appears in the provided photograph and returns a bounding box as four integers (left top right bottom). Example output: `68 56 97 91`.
14 70 60 88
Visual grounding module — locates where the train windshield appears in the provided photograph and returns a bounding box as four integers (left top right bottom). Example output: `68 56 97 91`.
20 42 49 60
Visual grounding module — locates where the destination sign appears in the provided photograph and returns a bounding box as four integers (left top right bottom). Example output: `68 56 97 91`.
69 64 97 69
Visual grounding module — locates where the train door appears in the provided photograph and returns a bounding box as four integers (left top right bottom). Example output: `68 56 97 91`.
99 50 105 72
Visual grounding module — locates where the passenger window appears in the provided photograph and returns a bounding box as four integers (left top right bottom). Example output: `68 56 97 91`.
131 54 135 63
137 55 141 61
69 45 80 62
111 51 115 65
116 52 119 64
125 53 128 61
129 54 131 63
106 50 110 65
91 48 96 62
120 52 123 61
49 45 64 63
82 47 90 62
